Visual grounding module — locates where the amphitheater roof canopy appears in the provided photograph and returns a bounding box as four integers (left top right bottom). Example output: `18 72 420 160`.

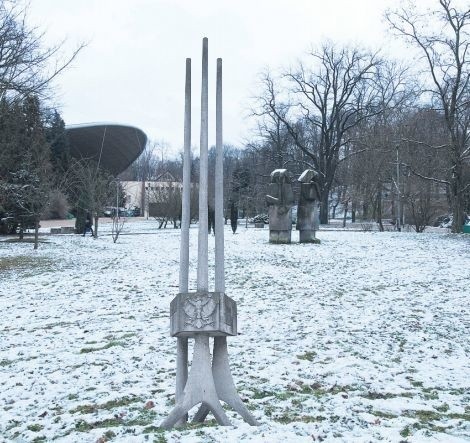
65 123 147 176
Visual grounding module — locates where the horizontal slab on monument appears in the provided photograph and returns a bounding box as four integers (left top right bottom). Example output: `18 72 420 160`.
269 230 292 244
170 292 237 337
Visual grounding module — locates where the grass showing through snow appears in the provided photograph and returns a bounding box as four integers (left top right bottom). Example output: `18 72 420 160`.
0 223 469 442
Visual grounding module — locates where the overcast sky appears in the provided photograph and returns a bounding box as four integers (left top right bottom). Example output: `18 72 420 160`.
27 0 439 157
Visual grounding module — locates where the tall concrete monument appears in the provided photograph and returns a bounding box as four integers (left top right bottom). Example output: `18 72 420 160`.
296 169 321 243
160 38 259 429
266 169 295 243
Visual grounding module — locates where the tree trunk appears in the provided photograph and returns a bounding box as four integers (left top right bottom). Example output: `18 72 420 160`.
208 206 215 234
363 202 369 220
351 201 356 223
450 171 465 233
332 203 337 219
377 182 384 232
320 191 329 224
34 220 39 250
94 216 98 238
342 200 349 228
230 202 237 234
332 187 342 220
451 199 465 233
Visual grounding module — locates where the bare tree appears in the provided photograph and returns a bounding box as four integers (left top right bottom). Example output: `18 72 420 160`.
254 43 390 223
148 182 182 228
120 140 161 181
0 2 84 101
111 213 126 243
69 159 114 237
404 183 442 232
110 179 127 243
387 0 470 232
250 75 297 169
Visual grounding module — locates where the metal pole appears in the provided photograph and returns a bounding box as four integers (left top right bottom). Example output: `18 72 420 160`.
197 37 209 292
116 179 119 219
396 147 401 232
180 58 191 293
146 183 149 220
215 58 224 293
176 58 191 422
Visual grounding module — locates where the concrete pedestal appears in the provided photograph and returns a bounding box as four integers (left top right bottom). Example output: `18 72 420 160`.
297 175 320 244
268 205 292 244
269 230 292 243
299 230 320 243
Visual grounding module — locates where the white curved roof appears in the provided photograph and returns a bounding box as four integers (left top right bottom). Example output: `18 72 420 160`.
65 123 147 176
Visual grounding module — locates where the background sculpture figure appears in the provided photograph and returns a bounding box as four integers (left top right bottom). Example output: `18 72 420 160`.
266 169 295 244
297 169 321 243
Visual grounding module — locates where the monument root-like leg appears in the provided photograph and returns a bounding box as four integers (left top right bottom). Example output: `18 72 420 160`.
161 335 232 429
193 336 259 425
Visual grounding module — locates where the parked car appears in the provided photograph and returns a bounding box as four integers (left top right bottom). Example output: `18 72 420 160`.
103 207 128 217
130 206 141 217
434 213 470 228
434 214 451 227
253 214 269 224
103 207 114 217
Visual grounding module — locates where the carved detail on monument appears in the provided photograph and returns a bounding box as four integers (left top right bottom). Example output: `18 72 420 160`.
170 292 237 337
183 294 217 328
298 169 320 202
266 169 295 211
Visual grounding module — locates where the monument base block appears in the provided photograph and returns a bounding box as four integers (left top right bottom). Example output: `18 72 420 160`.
269 230 292 244
299 230 321 244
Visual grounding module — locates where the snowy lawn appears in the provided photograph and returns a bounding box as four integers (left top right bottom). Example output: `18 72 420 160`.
0 222 469 442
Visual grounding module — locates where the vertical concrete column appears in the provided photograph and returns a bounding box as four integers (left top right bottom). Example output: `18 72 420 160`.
215 58 225 293
179 58 191 294
176 58 191 420
197 37 209 293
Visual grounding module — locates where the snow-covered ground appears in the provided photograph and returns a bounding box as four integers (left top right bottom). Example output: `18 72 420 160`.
0 222 469 442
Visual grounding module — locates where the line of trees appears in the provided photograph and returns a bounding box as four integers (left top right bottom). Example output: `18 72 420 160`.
245 0 468 233
0 2 127 247
120 0 470 234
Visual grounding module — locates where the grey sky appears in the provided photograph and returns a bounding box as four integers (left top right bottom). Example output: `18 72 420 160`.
27 0 436 156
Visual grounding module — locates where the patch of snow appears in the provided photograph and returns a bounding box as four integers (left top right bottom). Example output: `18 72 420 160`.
1 223 469 442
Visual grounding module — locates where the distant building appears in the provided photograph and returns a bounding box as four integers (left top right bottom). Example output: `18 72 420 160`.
122 172 186 217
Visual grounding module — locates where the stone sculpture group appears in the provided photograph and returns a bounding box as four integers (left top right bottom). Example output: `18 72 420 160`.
266 168 321 244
